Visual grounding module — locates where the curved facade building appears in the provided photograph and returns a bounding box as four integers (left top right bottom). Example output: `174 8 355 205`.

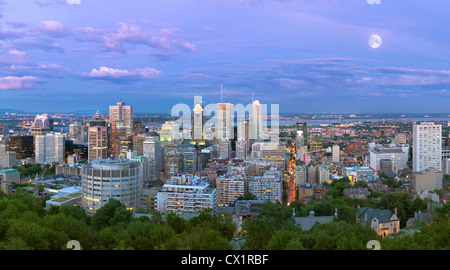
81 157 141 215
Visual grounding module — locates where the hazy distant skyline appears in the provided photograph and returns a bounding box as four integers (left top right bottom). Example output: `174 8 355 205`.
0 0 450 113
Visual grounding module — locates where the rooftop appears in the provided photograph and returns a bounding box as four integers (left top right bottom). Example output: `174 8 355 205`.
0 169 19 174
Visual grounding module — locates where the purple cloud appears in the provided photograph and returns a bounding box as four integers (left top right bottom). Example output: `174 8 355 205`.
82 66 162 80
0 76 40 90
39 21 67 36
75 22 196 55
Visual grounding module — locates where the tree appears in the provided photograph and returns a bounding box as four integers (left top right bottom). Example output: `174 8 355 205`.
167 212 187 234
163 225 232 250
42 212 96 250
91 199 130 231
236 192 257 201
308 221 378 250
265 228 302 250
5 219 63 250
241 201 296 250
123 220 174 250
186 209 236 240
336 205 357 224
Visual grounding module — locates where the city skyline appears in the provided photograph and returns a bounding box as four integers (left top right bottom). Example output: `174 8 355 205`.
0 1 449 113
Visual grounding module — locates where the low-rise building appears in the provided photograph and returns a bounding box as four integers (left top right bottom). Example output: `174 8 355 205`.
45 186 82 210
216 174 246 206
417 189 440 203
248 172 283 203
140 187 158 213
0 168 20 184
343 188 370 199
413 167 443 191
234 200 265 221
293 209 337 231
156 174 217 215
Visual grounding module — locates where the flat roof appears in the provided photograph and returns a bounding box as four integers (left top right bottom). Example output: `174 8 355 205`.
0 169 19 174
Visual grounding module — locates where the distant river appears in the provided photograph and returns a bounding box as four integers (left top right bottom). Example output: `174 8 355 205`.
278 117 450 126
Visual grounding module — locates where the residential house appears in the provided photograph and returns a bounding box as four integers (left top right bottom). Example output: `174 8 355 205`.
293 209 337 231
357 206 400 237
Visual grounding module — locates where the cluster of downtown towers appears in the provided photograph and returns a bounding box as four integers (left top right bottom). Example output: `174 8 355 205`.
11 100 269 216
3 100 444 217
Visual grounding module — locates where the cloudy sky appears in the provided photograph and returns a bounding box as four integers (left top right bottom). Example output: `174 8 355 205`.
0 0 449 113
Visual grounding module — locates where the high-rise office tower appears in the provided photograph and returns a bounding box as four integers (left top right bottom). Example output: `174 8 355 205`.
251 100 263 141
178 147 198 174
0 151 18 169
261 142 285 171
109 121 126 158
9 135 34 159
143 136 161 180
30 114 53 135
0 123 9 137
164 151 184 179
218 138 232 159
160 121 177 142
413 122 442 172
310 133 323 150
34 132 65 164
237 121 250 143
109 102 133 136
132 135 146 156
69 123 83 142
296 122 308 146
89 111 107 127
88 112 108 161
192 101 205 140
216 103 232 140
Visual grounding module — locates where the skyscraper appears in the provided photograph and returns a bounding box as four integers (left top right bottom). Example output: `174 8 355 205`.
296 122 308 146
164 151 184 179
109 102 133 136
192 101 205 140
9 136 34 159
413 122 442 172
218 138 232 159
160 121 177 142
310 133 323 150
216 103 232 140
88 111 108 161
30 114 53 136
109 121 126 158
69 123 83 142
251 100 263 141
34 132 65 164
143 136 161 180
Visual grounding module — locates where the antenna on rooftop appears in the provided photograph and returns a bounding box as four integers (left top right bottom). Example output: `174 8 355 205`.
220 84 223 103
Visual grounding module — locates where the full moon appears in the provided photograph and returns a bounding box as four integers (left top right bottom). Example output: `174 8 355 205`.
368 34 382 48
